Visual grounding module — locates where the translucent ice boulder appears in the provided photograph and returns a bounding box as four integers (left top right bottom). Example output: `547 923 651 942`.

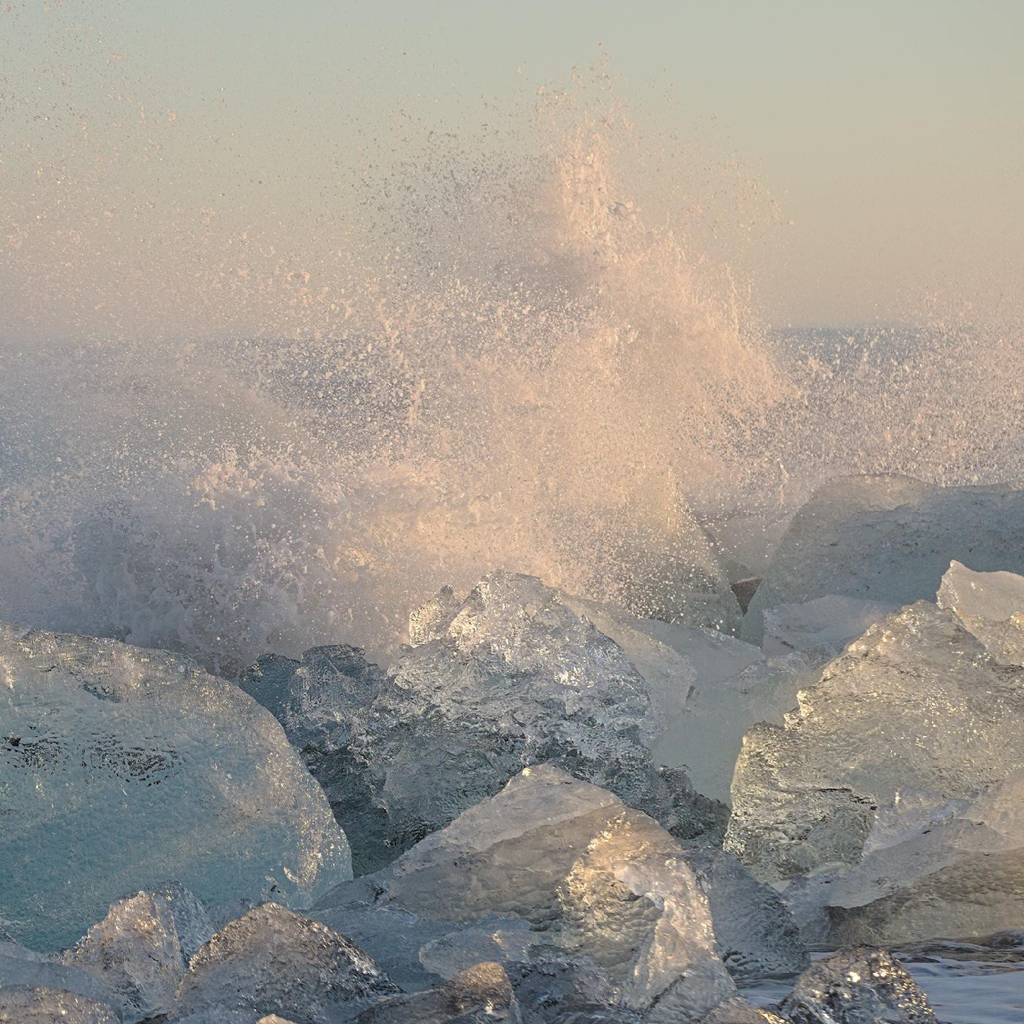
726 601 1024 943
820 771 1024 946
742 475 1024 643
651 647 812 805
937 559 1024 665
0 942 116 1011
701 998 788 1024
380 573 665 830
241 644 385 752
353 961 519 1023
60 886 213 1023
240 644 391 871
245 573 730 871
175 903 395 1024
779 948 936 1024
568 593 810 805
761 595 896 661
691 852 809 981
0 624 352 951
315 766 799 1021
0 986 119 1024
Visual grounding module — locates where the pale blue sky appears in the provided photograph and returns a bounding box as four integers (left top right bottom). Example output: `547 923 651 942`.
2 0 1022 326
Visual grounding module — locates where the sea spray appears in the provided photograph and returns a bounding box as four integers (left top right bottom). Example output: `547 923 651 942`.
0 104 784 669
1 72 1022 671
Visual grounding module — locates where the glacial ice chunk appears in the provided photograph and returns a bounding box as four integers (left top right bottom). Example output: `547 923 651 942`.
247 573 726 872
652 649 812 805
241 644 391 870
742 475 1024 643
692 852 808 981
820 772 1024 946
0 624 352 951
701 998 788 1024
241 645 384 752
417 919 538 983
554 816 735 1021
0 986 119 1024
937 559 1024 665
761 595 896 661
726 601 1024 943
778 948 936 1024
175 903 396 1024
353 962 519 1023
504 957 635 1023
526 590 810 807
0 942 116 1011
317 766 737 1022
60 886 213 1024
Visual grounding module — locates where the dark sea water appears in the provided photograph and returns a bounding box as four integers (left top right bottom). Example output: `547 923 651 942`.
742 946 1024 1024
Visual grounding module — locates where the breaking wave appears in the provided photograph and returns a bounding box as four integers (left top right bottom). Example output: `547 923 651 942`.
1 78 1022 672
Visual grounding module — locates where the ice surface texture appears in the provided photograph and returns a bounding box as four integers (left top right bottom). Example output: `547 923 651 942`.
726 601 1024 943
566 593 810 806
3 894 395 1024
175 902 395 1024
353 962 519 1023
701 998 788 1024
59 885 213 1023
315 766 809 1021
0 624 352 951
690 852 808 981
938 559 1024 665
779 948 936 1024
761 596 896 662
0 942 116 1010
2 886 212 1023
244 572 732 872
650 645 811 805
0 986 119 1023
817 770 1024 947
742 475 1024 643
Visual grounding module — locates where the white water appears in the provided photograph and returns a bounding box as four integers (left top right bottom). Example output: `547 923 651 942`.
2 96 1023 676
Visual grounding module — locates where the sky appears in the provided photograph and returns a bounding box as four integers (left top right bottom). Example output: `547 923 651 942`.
1 0 1022 328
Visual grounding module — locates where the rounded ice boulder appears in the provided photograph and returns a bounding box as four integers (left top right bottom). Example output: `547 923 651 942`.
0 624 352 951
742 474 1024 644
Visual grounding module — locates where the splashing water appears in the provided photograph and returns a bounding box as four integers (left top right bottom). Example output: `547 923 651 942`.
1 72 1022 673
